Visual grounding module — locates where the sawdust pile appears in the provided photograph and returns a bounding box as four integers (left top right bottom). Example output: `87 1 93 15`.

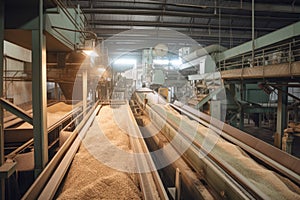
159 104 300 200
17 102 73 128
57 146 141 200
57 105 141 199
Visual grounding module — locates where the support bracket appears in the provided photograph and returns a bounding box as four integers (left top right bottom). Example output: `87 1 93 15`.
0 98 33 125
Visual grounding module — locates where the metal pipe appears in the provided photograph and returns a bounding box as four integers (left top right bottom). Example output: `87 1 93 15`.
51 25 97 40
95 28 253 40
62 0 89 27
89 19 275 32
52 0 86 39
82 0 300 13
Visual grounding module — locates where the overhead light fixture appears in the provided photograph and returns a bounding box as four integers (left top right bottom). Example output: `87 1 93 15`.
153 59 169 65
170 59 182 66
82 49 99 57
113 58 137 65
97 68 106 73
80 39 99 57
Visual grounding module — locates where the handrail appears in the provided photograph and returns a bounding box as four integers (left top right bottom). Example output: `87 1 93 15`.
63 0 89 28
5 104 83 160
217 38 300 72
54 0 82 29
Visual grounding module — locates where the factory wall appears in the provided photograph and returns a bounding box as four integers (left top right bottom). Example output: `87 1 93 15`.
4 55 32 106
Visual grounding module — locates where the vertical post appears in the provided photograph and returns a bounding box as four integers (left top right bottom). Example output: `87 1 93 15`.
175 168 181 200
240 83 245 130
275 86 288 148
258 113 262 128
0 0 5 198
32 0 48 177
288 43 292 75
251 0 255 67
241 55 244 69
83 69 87 115
54 82 59 100
262 49 265 66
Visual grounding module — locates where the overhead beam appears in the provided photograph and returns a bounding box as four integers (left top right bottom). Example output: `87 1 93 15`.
79 0 300 14
228 1 300 13
82 8 300 21
89 20 275 32
97 29 253 40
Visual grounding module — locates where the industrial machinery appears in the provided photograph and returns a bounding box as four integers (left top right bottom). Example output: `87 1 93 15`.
130 88 300 199
1 1 300 199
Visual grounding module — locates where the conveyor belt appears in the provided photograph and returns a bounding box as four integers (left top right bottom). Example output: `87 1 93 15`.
132 89 300 199
23 101 168 200
171 101 300 184
22 102 98 200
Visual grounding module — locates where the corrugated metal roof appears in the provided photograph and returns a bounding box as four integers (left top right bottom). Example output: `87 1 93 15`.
67 0 300 58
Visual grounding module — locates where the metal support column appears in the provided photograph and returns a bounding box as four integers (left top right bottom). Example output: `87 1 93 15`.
275 86 288 148
32 0 48 177
54 82 59 100
239 107 244 129
251 0 255 67
258 113 262 128
83 70 87 116
239 83 245 130
0 1 4 198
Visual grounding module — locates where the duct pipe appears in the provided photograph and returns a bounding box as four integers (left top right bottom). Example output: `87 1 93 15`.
182 44 227 62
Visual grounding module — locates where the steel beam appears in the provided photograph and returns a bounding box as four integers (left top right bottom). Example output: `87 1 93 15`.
89 20 275 32
54 82 59 100
94 28 254 40
32 0 48 177
0 0 4 198
0 98 33 125
79 0 300 13
275 86 288 149
271 85 300 102
82 7 299 20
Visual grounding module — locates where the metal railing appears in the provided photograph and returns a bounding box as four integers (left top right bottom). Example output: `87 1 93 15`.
217 39 300 71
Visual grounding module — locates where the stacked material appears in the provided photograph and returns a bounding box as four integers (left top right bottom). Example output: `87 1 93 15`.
57 106 141 199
